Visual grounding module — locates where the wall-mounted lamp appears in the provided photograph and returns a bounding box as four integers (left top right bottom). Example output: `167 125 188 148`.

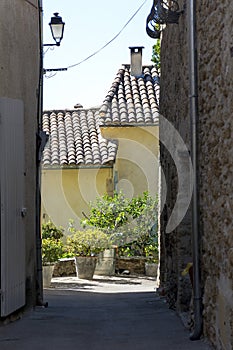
146 0 182 39
43 12 65 47
146 3 161 39
155 0 181 24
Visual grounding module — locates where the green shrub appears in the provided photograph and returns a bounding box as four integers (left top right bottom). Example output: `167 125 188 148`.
65 228 110 257
41 221 64 265
41 221 64 240
81 191 129 232
42 238 64 265
80 191 159 258
109 193 158 257
152 39 161 70
145 243 159 264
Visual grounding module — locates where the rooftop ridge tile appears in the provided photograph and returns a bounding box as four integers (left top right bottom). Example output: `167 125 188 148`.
99 64 160 126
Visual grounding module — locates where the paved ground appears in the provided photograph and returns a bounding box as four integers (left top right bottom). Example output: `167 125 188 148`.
51 274 159 294
0 276 213 350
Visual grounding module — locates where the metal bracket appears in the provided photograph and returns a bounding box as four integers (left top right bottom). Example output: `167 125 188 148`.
146 0 183 38
43 68 67 74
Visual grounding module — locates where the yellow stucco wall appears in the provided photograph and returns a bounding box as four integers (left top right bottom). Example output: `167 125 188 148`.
41 167 113 231
101 126 159 198
41 125 159 231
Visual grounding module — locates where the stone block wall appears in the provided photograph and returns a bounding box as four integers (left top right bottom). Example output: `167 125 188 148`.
159 0 233 348
53 256 149 277
115 257 146 275
53 258 76 277
197 1 233 348
159 0 193 312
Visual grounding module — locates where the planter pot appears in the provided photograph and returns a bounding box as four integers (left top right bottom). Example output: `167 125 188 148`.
95 248 116 276
75 256 97 280
145 263 158 277
43 265 55 288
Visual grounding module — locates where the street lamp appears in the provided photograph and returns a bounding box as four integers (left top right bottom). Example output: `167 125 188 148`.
146 0 182 39
43 12 67 73
36 8 66 307
44 12 65 47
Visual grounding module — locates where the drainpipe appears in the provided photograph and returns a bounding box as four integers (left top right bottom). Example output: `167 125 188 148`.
187 0 202 340
35 0 47 307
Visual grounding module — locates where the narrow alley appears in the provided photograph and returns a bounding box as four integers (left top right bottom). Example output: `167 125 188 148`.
0 276 212 350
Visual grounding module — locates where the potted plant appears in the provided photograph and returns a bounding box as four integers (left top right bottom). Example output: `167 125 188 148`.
145 243 159 277
65 227 110 279
41 221 64 287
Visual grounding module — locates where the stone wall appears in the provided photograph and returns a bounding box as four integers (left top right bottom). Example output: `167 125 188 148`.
159 0 233 348
159 0 193 312
115 257 146 275
53 258 76 277
53 257 149 277
197 1 233 348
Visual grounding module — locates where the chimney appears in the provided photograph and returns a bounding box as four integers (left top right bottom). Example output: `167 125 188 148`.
129 46 144 77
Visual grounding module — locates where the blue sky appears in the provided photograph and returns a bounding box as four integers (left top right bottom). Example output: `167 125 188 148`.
42 0 155 110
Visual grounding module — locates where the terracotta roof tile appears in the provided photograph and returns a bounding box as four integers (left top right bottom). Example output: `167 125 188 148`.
99 65 159 126
42 61 159 167
42 109 118 167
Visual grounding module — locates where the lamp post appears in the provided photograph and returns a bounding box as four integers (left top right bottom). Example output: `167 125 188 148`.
43 12 67 73
35 9 65 307
43 12 65 46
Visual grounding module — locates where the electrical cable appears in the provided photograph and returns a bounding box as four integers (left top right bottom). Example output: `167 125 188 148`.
66 0 148 70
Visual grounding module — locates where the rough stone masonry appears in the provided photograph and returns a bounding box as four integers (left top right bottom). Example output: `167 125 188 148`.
158 0 233 349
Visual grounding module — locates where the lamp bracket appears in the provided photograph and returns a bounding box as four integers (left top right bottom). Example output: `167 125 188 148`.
43 43 59 47
43 68 68 74
146 0 183 38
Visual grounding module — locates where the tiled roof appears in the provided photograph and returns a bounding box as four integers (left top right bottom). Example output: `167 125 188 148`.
99 65 160 126
42 109 118 167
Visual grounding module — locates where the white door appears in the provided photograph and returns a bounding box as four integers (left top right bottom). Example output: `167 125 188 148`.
0 97 26 317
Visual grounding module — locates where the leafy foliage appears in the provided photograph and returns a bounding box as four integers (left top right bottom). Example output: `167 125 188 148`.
41 221 64 264
41 221 64 240
81 191 158 258
151 39 161 70
65 226 110 257
81 192 129 232
114 194 158 257
82 191 155 230
42 238 64 265
144 241 159 263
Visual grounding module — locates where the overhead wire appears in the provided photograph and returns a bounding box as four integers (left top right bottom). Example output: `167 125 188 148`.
44 0 148 79
66 0 148 70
